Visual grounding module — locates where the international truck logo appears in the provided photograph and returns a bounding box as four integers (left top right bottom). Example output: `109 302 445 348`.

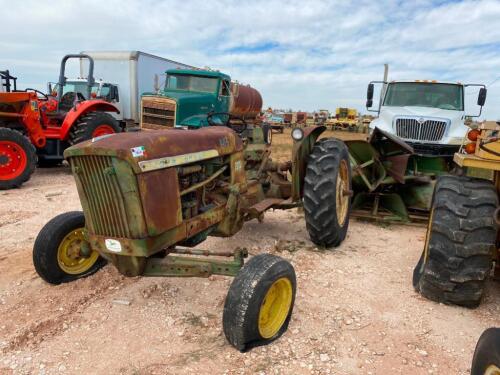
418 118 426 124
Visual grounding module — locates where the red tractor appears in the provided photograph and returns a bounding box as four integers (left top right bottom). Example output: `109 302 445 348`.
0 54 121 189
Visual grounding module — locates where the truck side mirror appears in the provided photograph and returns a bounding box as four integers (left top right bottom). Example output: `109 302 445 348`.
366 99 373 108
367 83 374 100
113 86 119 102
478 87 487 106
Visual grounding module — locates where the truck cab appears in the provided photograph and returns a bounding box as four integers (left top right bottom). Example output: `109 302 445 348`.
367 80 486 157
141 69 232 129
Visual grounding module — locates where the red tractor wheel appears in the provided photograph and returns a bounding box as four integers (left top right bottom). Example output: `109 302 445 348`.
92 124 116 138
0 128 37 190
69 112 121 145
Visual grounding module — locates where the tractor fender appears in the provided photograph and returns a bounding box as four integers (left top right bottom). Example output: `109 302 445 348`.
291 125 326 201
60 100 120 140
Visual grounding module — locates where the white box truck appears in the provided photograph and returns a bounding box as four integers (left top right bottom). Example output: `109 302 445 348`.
77 51 194 128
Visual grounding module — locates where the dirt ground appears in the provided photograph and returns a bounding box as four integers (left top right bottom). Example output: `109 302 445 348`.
1 129 499 375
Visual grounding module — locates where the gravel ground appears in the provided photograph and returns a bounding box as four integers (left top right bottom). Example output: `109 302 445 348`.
1 131 499 375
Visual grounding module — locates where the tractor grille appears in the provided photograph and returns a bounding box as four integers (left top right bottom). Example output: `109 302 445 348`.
395 118 448 142
71 156 131 238
141 97 176 128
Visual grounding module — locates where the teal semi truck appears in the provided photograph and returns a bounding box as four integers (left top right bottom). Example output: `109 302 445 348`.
140 69 263 129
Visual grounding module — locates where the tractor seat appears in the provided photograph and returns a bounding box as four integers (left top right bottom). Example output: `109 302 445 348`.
58 92 86 112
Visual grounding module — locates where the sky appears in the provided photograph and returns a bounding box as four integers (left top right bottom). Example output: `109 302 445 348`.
1 0 500 119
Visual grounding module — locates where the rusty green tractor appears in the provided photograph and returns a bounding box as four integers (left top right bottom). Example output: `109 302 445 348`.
32 120 352 350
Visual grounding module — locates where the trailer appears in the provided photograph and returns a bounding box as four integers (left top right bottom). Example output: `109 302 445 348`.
79 51 194 128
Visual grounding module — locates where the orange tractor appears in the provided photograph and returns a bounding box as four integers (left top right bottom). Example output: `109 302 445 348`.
0 54 121 189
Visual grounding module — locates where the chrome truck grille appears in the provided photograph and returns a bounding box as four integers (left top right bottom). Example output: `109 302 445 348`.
141 96 176 128
395 117 448 142
71 155 132 238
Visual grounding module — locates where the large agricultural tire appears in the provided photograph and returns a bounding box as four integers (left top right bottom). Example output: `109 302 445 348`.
471 328 500 375
303 138 351 248
223 254 296 352
0 128 37 190
33 211 106 285
262 123 272 145
413 175 497 308
69 111 120 145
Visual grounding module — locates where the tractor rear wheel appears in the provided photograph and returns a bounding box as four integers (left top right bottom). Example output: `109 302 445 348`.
471 328 500 375
0 128 36 190
303 138 351 247
413 175 497 307
69 112 120 145
33 211 106 284
223 254 296 351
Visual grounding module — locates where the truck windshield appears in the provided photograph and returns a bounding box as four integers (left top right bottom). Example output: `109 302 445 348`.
60 81 100 98
166 74 218 93
383 83 463 111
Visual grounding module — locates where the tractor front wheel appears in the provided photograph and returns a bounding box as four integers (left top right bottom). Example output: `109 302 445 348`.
471 328 500 375
33 211 106 284
413 175 497 307
69 112 120 145
0 128 36 190
303 138 351 247
223 254 296 351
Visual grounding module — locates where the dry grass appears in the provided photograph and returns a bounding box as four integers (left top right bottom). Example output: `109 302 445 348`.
270 127 367 162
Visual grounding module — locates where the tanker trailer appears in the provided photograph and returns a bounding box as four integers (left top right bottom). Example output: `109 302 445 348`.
140 68 263 130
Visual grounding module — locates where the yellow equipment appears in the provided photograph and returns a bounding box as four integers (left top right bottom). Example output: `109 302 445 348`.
413 120 500 307
326 108 360 131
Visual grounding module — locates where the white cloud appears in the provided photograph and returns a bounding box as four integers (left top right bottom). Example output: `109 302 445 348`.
0 0 499 118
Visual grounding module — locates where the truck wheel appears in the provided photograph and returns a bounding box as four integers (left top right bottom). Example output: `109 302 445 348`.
223 254 296 352
33 211 106 285
413 176 497 307
471 328 500 375
0 128 36 190
303 138 351 247
69 112 120 145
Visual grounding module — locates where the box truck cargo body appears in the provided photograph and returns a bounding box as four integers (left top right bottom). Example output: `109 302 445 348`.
80 51 193 127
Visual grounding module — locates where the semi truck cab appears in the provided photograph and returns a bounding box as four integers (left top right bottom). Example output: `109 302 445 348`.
141 69 262 129
366 80 487 156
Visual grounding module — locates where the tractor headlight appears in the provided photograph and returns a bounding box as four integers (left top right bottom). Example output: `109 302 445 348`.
291 127 304 141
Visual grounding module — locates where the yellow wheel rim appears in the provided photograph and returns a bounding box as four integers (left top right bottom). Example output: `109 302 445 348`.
336 159 350 226
485 365 500 375
258 277 293 339
57 228 99 275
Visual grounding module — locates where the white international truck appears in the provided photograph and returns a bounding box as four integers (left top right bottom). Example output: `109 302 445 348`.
49 51 193 129
366 80 487 156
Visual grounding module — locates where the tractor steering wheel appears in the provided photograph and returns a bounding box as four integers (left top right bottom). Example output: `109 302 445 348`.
206 112 248 134
24 88 49 100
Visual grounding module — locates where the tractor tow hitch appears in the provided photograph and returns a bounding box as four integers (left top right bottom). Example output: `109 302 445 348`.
142 246 248 277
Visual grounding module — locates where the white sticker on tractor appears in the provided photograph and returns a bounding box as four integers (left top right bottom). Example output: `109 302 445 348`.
131 146 146 158
105 239 122 253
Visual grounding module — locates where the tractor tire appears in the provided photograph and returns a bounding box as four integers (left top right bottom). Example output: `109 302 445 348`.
471 328 500 375
413 175 497 308
303 138 351 248
69 111 120 145
0 128 37 190
262 123 272 145
223 254 296 352
33 211 106 285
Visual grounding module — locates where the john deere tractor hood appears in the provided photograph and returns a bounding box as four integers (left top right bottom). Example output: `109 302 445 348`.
64 126 242 174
